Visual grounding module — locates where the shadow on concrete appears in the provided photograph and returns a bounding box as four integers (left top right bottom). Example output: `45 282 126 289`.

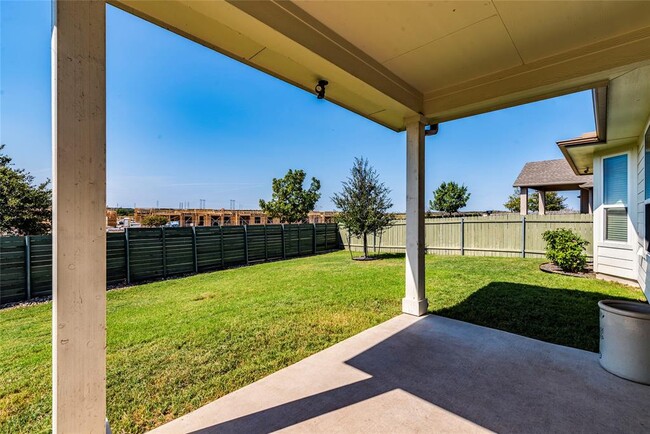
193 312 650 433
434 281 636 352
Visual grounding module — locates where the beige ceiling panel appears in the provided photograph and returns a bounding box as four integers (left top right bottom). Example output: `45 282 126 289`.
295 1 497 63
113 0 264 60
251 48 386 116
607 65 650 143
384 15 522 93
494 0 650 63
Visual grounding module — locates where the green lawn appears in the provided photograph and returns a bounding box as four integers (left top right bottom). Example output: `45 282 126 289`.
0 251 645 433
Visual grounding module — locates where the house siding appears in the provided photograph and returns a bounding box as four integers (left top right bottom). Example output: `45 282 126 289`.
636 114 650 298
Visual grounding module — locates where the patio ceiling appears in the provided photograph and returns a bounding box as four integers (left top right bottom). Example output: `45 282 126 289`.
109 0 650 130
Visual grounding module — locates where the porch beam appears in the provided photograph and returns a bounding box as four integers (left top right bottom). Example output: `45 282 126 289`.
520 188 528 216
402 116 428 316
52 1 107 432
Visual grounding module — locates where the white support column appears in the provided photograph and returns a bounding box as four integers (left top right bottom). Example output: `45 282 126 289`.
52 1 106 433
519 187 528 216
538 190 546 215
402 116 428 316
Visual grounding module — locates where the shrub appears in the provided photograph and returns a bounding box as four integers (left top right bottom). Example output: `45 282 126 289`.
542 228 589 272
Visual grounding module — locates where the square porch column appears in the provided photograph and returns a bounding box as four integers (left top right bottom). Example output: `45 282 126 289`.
520 187 528 215
580 188 592 214
538 190 546 215
52 1 106 432
402 116 428 316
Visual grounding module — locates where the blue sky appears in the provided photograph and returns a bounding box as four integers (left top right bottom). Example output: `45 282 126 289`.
1 1 595 212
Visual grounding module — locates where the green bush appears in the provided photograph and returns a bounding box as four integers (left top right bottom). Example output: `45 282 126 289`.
542 228 589 272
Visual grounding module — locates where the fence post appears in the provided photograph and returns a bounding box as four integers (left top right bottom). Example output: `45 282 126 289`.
460 218 465 256
521 216 526 258
281 224 286 259
25 236 32 300
162 227 167 277
264 225 268 261
220 225 225 268
313 223 317 254
192 226 198 273
125 228 131 284
243 225 249 264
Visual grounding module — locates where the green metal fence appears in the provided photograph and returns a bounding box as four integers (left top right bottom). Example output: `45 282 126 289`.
0 223 341 304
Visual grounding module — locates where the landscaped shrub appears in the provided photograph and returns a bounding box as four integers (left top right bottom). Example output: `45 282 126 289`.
542 228 589 272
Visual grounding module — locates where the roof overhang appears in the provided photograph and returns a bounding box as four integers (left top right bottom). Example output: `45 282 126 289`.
108 0 650 131
559 64 650 175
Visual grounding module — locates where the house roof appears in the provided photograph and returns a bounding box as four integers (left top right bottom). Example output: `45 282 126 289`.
513 159 592 190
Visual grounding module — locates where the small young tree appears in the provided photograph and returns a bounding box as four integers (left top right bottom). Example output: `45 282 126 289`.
430 181 470 215
141 215 169 227
332 157 394 259
0 145 52 235
259 169 321 223
504 189 567 213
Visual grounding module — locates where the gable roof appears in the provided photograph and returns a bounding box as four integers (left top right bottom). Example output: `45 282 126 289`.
513 159 592 190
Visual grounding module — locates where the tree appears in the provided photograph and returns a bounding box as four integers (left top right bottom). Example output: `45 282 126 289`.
504 189 567 213
141 215 168 227
259 169 321 223
430 181 470 215
332 157 394 259
0 145 52 235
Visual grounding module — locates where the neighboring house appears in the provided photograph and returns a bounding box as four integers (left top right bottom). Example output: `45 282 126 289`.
513 159 593 214
559 65 650 295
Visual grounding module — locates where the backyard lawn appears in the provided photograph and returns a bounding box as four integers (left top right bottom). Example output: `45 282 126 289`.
0 251 645 433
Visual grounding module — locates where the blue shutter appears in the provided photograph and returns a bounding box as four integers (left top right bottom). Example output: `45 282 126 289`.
603 155 627 205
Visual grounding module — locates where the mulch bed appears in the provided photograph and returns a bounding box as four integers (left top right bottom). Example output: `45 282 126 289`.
539 262 595 278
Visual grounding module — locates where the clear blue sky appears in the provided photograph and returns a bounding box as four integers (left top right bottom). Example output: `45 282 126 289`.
1 1 595 212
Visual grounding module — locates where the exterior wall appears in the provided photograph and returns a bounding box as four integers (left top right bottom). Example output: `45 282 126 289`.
593 145 638 285
636 114 650 297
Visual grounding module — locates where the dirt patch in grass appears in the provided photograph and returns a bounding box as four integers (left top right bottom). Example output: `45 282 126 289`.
539 262 595 278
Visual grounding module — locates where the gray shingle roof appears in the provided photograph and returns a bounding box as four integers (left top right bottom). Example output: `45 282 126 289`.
513 159 592 189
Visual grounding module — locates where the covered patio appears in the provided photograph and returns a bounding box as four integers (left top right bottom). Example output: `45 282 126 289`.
51 1 650 432
150 315 650 433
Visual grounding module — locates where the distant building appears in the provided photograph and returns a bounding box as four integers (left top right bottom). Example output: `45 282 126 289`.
106 208 338 228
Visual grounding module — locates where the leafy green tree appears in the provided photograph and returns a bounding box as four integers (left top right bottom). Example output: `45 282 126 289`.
0 145 52 235
332 157 394 259
504 189 567 213
141 215 169 227
259 169 321 223
430 181 470 215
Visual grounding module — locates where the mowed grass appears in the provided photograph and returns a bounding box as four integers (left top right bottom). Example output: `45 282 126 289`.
0 251 645 433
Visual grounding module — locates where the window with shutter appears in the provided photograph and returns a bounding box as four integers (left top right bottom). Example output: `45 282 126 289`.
606 208 627 242
603 154 627 205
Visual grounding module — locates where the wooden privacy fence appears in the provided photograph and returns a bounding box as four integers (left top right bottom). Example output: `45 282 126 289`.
341 214 593 259
0 223 341 304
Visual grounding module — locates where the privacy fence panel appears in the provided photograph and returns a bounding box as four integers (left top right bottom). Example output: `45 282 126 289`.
0 223 341 303
0 237 26 304
342 214 593 259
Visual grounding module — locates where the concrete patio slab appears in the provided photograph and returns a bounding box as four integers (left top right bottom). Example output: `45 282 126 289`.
149 314 650 434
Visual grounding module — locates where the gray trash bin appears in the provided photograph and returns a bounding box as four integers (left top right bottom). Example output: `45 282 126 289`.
599 300 650 385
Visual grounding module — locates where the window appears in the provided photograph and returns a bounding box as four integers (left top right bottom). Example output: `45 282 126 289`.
603 154 627 205
606 208 627 242
254 216 261 224
603 154 628 242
